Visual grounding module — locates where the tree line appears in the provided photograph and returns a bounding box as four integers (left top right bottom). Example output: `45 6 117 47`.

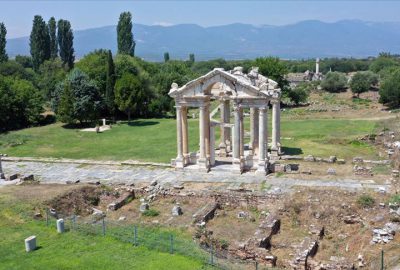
1 13 400 132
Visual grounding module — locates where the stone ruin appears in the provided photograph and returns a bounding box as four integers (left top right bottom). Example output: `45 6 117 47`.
169 67 282 174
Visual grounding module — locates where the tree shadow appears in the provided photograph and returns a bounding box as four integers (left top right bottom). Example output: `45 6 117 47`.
61 122 95 129
127 120 160 127
281 146 303 155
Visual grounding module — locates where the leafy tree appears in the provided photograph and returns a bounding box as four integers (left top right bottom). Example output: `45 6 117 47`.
57 19 75 70
105 50 116 115
0 60 35 81
15 55 33 68
48 17 58 59
288 82 310 105
57 82 75 123
379 68 400 108
189 53 195 63
254 57 289 91
53 69 102 124
0 22 8 63
37 59 67 98
164 52 170 62
117 12 135 56
76 49 108 95
350 71 378 97
369 55 399 73
30 15 51 71
114 72 142 121
0 75 43 131
321 71 347 93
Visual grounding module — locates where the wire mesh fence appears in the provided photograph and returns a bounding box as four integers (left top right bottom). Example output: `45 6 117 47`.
367 245 400 269
44 210 281 270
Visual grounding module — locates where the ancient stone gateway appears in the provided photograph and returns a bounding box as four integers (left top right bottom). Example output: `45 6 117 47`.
168 67 281 174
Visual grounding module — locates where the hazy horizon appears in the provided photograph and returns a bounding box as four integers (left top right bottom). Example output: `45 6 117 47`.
2 0 400 38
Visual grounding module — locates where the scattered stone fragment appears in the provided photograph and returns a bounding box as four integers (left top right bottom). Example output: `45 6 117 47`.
237 211 248 219
172 205 183 216
327 168 336 175
150 180 158 186
107 191 135 211
139 202 149 212
118 216 126 221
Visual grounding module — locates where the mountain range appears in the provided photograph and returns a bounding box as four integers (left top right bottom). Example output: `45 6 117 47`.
6 20 400 61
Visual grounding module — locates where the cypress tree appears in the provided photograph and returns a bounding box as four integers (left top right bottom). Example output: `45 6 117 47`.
48 17 58 59
30 15 51 71
58 82 75 124
189 53 195 63
105 50 116 115
164 52 170 62
0 22 8 63
57 19 75 70
117 12 135 56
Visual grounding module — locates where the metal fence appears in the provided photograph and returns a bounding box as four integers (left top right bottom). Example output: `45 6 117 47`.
44 210 281 270
367 245 400 270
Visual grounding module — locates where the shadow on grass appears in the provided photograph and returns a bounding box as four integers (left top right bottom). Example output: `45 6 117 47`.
62 122 95 129
281 146 303 155
127 120 159 127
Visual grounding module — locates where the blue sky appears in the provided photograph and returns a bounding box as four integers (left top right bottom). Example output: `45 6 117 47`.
2 0 400 38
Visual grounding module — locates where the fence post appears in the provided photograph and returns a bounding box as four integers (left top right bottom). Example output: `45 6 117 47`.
133 225 138 246
255 261 258 270
210 244 214 266
170 235 174 254
102 217 106 236
381 249 384 270
46 209 49 226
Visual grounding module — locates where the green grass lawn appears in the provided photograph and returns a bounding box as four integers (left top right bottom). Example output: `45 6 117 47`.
0 191 209 270
0 117 379 162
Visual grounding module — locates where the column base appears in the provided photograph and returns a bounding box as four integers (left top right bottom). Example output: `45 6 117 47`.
183 154 190 165
256 160 267 174
197 158 209 171
232 158 244 173
269 149 280 161
219 143 227 157
175 157 184 169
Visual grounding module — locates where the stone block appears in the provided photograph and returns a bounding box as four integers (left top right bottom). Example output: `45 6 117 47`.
22 174 34 181
107 191 134 211
8 173 19 181
25 236 37 252
57 219 65 233
326 168 336 175
304 155 315 162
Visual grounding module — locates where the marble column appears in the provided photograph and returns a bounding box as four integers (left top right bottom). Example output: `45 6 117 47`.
181 107 189 165
219 100 227 157
199 105 206 160
205 105 211 160
250 107 259 156
0 155 4 179
239 108 244 158
210 125 215 166
175 106 184 168
232 105 240 160
271 100 280 152
257 107 267 173
224 100 231 152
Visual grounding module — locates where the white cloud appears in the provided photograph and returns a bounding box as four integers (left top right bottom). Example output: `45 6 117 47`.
152 21 174 27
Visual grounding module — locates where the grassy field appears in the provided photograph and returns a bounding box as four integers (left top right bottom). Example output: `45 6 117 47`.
0 188 209 270
0 116 380 162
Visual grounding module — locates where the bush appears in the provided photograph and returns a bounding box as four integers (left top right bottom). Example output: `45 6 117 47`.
357 194 375 208
142 209 160 217
350 71 378 97
321 71 347 93
389 194 400 204
379 68 400 108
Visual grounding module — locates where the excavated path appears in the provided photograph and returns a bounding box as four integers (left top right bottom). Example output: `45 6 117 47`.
0 158 391 193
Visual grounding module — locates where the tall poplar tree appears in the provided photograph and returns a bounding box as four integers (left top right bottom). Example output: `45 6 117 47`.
117 12 135 56
30 15 51 70
0 22 8 63
57 19 75 70
48 17 58 59
105 50 116 114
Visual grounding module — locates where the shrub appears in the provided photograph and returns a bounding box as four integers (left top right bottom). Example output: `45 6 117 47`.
357 194 375 208
321 71 347 93
389 194 400 204
142 209 159 217
379 68 400 108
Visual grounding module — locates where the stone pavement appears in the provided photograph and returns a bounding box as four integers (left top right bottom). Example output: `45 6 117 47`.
1 159 391 193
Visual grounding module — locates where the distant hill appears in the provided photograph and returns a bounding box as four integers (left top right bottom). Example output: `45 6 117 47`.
6 20 400 61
